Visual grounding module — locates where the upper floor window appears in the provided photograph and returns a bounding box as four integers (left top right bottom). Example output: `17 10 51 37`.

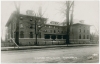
58 30 59 33
45 30 47 32
80 29 81 32
84 30 85 33
54 26 55 28
87 35 89 39
20 31 24 38
51 30 52 32
83 35 85 39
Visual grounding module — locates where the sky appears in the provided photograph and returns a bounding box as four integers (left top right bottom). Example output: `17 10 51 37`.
1 1 99 40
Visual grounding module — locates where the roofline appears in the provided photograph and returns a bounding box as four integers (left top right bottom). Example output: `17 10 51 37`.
72 23 91 26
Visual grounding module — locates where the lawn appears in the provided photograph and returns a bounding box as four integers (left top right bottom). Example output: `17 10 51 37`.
1 45 99 63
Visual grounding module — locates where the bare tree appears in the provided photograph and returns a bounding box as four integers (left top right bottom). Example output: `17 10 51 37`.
25 6 47 45
14 2 20 45
65 1 74 46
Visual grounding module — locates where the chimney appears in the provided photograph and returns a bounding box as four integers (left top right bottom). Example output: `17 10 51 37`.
79 20 84 24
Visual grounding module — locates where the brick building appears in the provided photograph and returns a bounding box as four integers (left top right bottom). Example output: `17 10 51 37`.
5 11 90 46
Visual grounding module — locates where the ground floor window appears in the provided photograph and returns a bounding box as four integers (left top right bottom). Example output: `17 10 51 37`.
30 32 33 38
45 34 50 39
63 35 66 39
87 35 89 39
20 31 24 38
57 35 62 39
79 34 81 39
51 35 56 40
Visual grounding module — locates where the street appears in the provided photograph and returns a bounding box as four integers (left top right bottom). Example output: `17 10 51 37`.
1 45 99 63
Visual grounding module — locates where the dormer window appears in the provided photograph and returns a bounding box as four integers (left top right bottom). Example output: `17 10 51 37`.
20 23 23 28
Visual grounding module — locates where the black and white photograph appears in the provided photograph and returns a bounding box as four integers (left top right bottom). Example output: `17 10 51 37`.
1 0 99 63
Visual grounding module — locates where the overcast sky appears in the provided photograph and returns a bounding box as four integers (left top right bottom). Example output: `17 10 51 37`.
1 1 99 40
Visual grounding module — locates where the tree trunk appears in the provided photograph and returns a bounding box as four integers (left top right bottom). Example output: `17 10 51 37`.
66 1 70 46
35 34 38 45
15 12 19 45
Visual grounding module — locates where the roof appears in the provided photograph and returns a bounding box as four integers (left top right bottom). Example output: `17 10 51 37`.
72 23 91 26
45 24 67 27
6 12 48 27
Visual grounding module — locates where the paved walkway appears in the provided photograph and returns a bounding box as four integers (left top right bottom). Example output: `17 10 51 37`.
1 44 98 51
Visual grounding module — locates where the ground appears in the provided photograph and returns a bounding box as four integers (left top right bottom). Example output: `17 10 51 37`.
1 45 99 63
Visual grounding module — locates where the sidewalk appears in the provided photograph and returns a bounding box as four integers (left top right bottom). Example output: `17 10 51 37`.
1 44 98 51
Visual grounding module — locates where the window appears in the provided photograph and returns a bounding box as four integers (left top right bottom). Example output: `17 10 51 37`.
61 31 63 33
54 26 55 28
44 21 46 23
20 17 23 20
49 26 50 28
20 31 24 38
54 30 56 33
30 32 33 38
72 29 73 32
14 24 16 29
87 35 89 39
38 20 40 22
63 35 66 39
80 29 81 32
51 30 52 32
58 30 59 33
84 30 85 33
45 30 47 32
45 34 50 39
30 19 32 21
14 32 16 38
83 35 85 39
20 23 23 28
30 24 33 29
57 35 61 39
79 34 81 39
58 27 59 29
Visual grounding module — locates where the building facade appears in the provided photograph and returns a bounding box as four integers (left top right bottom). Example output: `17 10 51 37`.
6 11 91 46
